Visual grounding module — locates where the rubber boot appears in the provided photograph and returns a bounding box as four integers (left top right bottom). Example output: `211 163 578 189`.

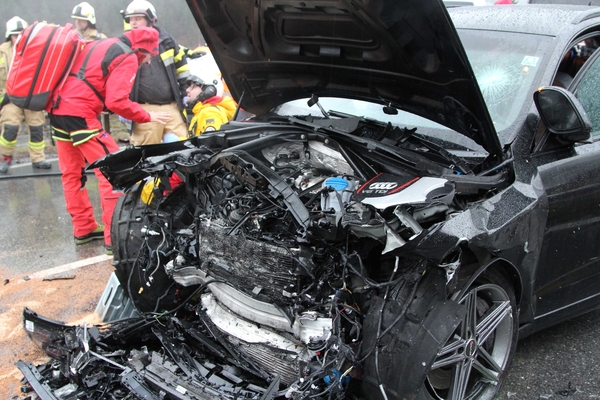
0 155 11 173
0 125 19 169
29 125 51 169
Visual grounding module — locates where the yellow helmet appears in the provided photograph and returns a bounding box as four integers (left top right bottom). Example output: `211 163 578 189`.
5 16 27 39
72 2 97 25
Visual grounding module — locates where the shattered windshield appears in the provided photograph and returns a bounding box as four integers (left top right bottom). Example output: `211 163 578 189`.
458 29 552 132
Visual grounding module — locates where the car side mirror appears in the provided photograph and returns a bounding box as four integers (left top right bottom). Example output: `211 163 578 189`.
533 86 591 142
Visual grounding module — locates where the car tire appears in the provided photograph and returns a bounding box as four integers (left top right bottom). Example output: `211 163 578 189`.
111 183 193 313
360 268 466 399
418 267 519 400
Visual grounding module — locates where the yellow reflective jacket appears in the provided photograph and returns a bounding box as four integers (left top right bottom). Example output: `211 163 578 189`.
189 95 237 135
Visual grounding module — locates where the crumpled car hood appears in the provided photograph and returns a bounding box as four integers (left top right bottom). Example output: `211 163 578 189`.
186 0 503 160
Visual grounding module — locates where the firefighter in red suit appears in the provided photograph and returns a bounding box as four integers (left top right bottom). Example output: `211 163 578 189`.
49 26 170 254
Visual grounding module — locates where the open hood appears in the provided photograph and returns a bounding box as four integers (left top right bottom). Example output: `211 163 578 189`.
186 0 503 159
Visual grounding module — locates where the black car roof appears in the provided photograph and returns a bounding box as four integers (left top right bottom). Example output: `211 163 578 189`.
449 5 600 36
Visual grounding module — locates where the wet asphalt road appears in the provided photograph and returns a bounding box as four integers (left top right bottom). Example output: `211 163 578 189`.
500 309 600 399
0 157 107 276
1 158 600 399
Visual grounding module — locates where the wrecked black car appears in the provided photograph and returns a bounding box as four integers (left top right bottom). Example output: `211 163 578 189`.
18 1 600 399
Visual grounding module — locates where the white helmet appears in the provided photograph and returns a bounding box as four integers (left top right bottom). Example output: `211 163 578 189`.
123 0 158 24
187 71 224 102
72 2 97 25
5 16 27 39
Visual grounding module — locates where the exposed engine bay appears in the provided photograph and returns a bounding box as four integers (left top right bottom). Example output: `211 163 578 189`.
20 114 509 399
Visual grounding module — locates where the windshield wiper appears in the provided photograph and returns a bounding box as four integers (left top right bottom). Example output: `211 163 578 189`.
402 134 471 175
316 109 472 175
286 116 453 177
307 94 329 118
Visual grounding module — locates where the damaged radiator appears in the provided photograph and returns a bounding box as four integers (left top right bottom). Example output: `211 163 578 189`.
227 337 299 385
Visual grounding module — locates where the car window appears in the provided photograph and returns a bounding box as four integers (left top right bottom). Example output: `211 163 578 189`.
573 49 600 137
556 37 600 87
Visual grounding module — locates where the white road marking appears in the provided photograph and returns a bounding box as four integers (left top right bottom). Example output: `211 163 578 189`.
24 254 112 281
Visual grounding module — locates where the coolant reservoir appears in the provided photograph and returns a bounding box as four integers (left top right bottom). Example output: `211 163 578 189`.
321 177 355 212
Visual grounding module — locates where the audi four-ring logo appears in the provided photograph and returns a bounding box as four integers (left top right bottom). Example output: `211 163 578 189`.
369 182 398 190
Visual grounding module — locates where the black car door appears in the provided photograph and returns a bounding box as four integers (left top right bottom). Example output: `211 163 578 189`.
533 45 600 330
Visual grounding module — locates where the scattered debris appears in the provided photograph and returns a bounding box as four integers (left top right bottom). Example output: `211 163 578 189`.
556 382 577 397
42 272 76 281
3 278 8 285
22 276 30 281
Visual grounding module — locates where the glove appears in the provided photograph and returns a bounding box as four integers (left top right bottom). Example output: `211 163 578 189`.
188 51 206 59
163 132 180 143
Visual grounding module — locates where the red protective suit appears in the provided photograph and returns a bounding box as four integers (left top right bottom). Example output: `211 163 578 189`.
49 27 159 247
51 27 158 129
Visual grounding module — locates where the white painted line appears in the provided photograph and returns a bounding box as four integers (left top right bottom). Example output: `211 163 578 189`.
26 254 113 280
8 159 59 169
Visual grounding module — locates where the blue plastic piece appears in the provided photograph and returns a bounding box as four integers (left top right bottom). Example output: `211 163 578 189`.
324 177 349 191
323 369 351 386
